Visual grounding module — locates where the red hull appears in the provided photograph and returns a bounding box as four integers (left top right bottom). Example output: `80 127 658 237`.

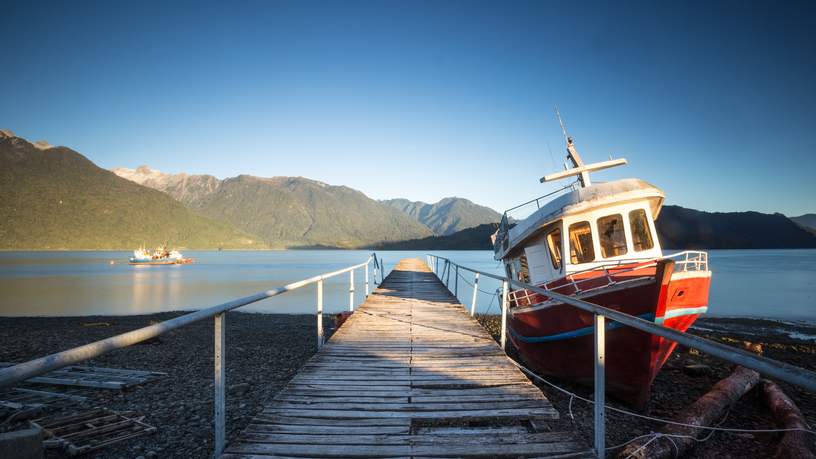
508 259 711 407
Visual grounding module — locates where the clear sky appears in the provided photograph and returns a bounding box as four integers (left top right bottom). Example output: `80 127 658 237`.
2 1 814 216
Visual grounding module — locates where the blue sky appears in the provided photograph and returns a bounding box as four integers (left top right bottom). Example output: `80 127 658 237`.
2 1 814 216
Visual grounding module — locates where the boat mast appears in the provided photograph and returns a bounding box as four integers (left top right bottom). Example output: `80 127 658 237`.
540 108 628 188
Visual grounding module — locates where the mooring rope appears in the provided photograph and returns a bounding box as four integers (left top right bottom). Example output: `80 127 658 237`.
508 359 816 437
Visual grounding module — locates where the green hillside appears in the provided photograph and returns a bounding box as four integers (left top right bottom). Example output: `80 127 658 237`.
382 197 501 235
0 133 264 250
187 176 433 248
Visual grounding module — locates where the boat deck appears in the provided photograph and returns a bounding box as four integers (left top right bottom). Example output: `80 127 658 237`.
223 258 592 458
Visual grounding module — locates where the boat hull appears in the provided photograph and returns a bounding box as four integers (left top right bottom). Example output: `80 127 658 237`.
128 258 193 265
508 259 710 407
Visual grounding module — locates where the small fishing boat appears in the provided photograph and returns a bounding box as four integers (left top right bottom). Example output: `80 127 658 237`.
128 246 194 265
492 114 711 407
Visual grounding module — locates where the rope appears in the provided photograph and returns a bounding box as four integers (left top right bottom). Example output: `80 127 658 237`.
456 270 502 296
509 359 816 436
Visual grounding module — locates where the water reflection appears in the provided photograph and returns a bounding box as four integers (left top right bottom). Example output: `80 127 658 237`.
0 250 814 321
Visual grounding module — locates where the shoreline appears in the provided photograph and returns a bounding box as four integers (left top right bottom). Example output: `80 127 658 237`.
0 314 813 458
478 316 816 458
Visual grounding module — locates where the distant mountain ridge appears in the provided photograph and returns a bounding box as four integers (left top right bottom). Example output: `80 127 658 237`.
791 214 816 234
381 197 502 235
657 206 816 249
113 166 433 248
0 131 262 250
378 205 816 250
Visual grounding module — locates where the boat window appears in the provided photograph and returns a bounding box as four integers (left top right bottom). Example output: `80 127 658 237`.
598 214 628 258
546 228 562 270
568 221 595 264
629 209 654 251
517 255 530 283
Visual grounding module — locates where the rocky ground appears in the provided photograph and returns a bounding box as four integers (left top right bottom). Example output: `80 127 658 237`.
0 312 323 459
0 313 813 458
478 315 816 458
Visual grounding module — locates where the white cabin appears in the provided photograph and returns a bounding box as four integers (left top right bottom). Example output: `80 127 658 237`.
495 178 665 285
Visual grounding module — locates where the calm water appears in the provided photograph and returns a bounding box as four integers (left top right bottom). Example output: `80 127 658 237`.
0 250 813 321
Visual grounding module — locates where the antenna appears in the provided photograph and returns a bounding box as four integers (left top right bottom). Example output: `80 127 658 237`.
555 106 569 145
539 109 628 188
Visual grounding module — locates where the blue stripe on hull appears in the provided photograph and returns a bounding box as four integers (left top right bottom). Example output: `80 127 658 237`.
509 306 707 344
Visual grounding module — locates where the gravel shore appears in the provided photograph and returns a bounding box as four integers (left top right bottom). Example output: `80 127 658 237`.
0 312 321 459
0 313 813 458
478 315 816 458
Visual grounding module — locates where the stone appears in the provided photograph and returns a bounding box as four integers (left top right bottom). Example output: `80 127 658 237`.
0 427 43 459
684 363 712 376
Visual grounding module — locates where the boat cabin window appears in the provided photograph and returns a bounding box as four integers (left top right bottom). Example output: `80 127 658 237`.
510 255 530 283
568 221 595 264
546 228 562 270
629 209 654 251
598 214 628 258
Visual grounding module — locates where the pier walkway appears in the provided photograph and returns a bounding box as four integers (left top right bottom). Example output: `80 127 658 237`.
224 258 592 458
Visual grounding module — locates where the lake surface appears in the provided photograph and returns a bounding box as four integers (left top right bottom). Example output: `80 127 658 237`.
0 250 813 321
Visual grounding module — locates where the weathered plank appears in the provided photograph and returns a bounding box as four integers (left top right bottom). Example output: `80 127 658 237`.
226 258 590 458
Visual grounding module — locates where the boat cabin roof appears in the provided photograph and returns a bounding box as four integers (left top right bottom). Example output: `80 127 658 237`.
496 178 664 260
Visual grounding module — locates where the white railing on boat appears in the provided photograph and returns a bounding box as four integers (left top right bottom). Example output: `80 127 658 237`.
426 254 816 459
0 254 385 457
507 250 708 308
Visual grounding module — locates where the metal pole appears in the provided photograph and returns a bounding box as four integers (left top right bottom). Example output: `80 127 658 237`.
349 269 355 311
365 263 369 297
500 280 509 350
435 257 439 276
446 261 451 288
316 279 324 349
454 265 459 298
470 273 479 316
594 314 606 457
214 313 226 457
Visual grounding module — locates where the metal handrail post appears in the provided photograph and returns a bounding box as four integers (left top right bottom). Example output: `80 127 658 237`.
365 263 370 297
454 265 459 298
500 280 509 350
349 269 355 311
470 273 479 316
594 314 606 457
435 256 439 275
214 313 226 456
316 279 324 349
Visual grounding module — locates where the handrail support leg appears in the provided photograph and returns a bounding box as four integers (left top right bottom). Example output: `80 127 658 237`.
470 273 479 316
317 279 324 349
594 314 606 458
349 269 355 311
214 312 226 457
500 280 509 350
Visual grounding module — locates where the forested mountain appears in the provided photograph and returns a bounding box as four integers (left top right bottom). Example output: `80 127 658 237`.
114 167 433 248
0 131 262 249
381 197 501 235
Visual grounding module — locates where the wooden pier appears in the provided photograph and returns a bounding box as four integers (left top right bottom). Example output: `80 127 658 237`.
224 258 592 458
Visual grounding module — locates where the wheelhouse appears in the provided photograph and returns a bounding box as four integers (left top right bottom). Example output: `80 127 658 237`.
496 179 665 286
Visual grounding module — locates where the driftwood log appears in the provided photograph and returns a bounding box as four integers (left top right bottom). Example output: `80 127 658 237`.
618 365 760 459
762 379 815 459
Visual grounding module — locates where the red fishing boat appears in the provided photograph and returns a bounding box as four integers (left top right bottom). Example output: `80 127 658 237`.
492 116 711 407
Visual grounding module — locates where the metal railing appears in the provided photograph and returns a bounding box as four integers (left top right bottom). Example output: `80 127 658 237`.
0 253 384 457
426 254 816 458
508 250 708 309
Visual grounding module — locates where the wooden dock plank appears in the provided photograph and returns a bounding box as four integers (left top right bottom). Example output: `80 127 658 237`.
225 258 591 458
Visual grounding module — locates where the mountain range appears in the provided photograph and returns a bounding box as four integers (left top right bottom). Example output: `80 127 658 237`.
791 214 816 234
380 198 501 235
0 130 261 250
3 129 814 251
379 205 816 250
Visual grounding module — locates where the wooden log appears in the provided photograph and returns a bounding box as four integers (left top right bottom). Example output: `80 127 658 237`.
761 379 815 459
618 365 760 459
